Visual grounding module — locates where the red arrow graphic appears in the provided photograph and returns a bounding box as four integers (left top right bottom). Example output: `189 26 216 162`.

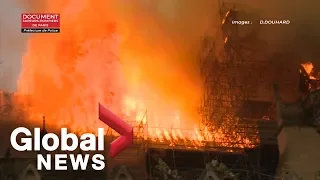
98 103 133 157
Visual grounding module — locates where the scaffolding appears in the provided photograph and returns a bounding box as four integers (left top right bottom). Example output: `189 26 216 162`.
197 1 278 180
198 0 274 145
106 2 278 179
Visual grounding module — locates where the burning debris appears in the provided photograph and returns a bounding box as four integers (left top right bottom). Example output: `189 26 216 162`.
300 62 320 92
221 10 231 25
299 62 320 129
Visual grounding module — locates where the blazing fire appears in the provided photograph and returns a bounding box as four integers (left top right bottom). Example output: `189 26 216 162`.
300 62 320 91
11 0 258 150
301 62 316 79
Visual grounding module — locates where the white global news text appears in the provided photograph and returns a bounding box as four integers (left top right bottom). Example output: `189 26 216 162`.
10 127 106 171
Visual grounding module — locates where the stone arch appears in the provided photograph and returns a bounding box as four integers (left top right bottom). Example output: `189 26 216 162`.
114 166 133 180
21 163 41 180
118 173 128 180
25 170 36 180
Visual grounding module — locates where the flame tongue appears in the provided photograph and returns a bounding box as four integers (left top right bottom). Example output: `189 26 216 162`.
300 62 320 91
301 62 316 79
16 0 126 133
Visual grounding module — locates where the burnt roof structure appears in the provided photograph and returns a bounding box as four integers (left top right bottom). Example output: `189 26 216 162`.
199 0 270 131
196 1 279 179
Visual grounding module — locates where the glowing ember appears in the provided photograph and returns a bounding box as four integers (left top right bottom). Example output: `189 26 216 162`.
221 10 230 25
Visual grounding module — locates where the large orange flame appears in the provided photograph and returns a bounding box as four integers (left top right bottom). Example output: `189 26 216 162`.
15 0 257 150
301 62 316 79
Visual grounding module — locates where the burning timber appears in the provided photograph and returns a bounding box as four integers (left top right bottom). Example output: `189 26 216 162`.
109 107 280 180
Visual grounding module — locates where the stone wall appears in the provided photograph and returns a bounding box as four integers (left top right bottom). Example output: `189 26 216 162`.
278 127 320 179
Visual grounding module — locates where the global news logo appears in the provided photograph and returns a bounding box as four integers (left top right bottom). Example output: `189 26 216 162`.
9 104 133 171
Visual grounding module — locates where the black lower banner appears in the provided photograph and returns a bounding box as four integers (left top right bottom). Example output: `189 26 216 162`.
21 28 60 33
